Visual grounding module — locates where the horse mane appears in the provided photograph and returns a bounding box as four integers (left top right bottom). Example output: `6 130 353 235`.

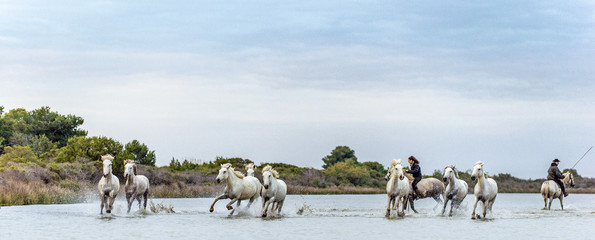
390 159 402 167
221 163 245 179
474 161 487 178
101 154 114 162
262 165 279 178
445 165 459 178
403 172 414 181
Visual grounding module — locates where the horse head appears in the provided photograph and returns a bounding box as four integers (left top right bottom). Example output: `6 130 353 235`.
216 163 233 183
386 159 404 181
245 163 255 177
443 165 457 182
263 165 273 189
470 161 484 181
123 161 136 178
101 154 114 177
564 172 575 187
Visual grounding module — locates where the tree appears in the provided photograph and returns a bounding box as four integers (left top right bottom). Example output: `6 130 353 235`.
0 106 11 153
0 106 87 149
214 157 253 170
323 159 371 186
55 136 125 172
27 107 87 147
322 146 358 169
169 157 182 171
0 146 40 165
361 161 387 179
123 140 156 166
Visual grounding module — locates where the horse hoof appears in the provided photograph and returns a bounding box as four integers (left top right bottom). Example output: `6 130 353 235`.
226 206 233 210
262 214 267 217
413 210 418 214
209 208 214 213
471 216 476 220
106 210 111 214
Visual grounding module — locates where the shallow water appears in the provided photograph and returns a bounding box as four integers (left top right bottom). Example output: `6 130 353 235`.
0 193 593 239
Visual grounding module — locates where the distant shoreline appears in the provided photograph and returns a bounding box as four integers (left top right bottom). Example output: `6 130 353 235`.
1 179 593 207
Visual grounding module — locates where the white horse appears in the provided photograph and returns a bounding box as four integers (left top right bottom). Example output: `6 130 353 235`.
98 154 120 214
123 160 150 213
470 161 498 219
403 174 445 213
541 172 575 210
442 165 468 216
261 165 287 217
245 163 256 177
209 163 262 215
385 159 410 217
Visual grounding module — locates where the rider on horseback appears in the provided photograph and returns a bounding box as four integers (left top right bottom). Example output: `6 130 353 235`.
406 156 422 197
547 159 568 197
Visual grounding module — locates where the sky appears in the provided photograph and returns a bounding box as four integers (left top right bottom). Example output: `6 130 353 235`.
1 1 594 179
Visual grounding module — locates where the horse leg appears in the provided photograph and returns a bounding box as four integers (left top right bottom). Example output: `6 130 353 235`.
471 197 478 219
449 200 455 217
125 193 132 213
482 200 488 219
225 198 239 210
548 196 553 210
100 193 105 214
399 197 407 217
277 201 284 215
409 197 418 213
263 197 276 217
396 197 402 217
559 197 563 210
108 195 116 214
442 199 449 216
209 194 228 212
127 193 137 213
386 196 393 217
143 191 148 210
246 196 256 209
543 197 548 210
262 197 275 217
136 195 142 209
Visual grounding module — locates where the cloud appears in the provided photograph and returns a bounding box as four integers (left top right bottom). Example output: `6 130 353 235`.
1 1 595 178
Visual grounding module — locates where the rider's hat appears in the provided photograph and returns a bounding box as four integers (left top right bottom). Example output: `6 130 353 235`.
553 159 560 163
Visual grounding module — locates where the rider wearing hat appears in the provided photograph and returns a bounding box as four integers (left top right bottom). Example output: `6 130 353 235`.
547 159 568 197
406 156 422 196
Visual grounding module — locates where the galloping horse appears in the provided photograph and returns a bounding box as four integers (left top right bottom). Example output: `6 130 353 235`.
261 165 287 217
98 154 120 214
470 161 498 219
442 165 468 216
209 163 262 215
403 174 444 213
385 159 410 217
541 172 575 210
123 160 150 213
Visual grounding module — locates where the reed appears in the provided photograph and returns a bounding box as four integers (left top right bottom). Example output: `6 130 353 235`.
0 180 84 206
287 185 384 195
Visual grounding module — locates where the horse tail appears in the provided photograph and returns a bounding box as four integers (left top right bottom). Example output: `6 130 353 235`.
541 181 549 198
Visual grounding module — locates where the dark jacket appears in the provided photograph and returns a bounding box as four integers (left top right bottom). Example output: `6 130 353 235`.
407 162 421 178
547 163 565 181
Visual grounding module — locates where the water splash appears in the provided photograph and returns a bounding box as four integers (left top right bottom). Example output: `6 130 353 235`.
149 200 175 213
296 203 313 216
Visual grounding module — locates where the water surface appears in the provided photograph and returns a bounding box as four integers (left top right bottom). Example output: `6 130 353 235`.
0 193 593 239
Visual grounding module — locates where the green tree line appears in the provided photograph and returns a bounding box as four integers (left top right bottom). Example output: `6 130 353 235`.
0 106 156 173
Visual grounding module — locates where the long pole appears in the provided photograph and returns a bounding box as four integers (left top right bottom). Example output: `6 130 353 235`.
571 146 593 169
